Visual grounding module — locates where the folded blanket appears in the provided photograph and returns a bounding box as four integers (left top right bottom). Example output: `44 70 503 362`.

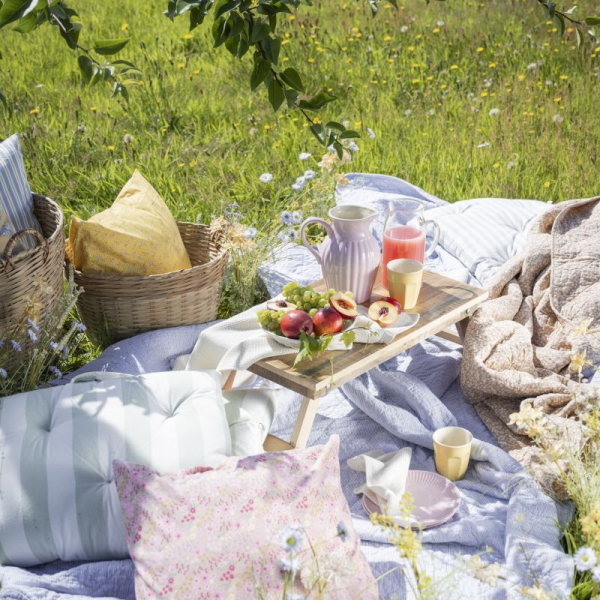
461 197 600 483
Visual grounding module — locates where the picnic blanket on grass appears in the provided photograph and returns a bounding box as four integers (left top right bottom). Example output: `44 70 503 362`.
461 197 600 483
0 176 576 599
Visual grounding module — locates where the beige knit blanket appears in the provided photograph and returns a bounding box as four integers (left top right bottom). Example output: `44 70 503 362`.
461 197 600 472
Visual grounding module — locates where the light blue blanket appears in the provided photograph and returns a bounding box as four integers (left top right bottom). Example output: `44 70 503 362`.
0 176 575 599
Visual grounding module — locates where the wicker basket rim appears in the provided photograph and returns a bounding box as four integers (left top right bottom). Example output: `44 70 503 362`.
0 194 64 267
65 220 228 283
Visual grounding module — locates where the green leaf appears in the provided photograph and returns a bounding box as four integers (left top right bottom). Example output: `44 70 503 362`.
237 35 249 57
284 87 298 108
368 0 378 16
333 140 344 160
339 129 360 139
12 10 36 32
261 36 281 64
190 0 213 30
250 56 270 90
77 55 95 84
325 120 345 132
94 38 131 56
295 331 333 365
112 81 130 102
267 78 285 111
309 123 326 145
0 0 38 29
340 328 355 348
297 91 337 111
250 16 270 42
280 67 304 91
576 27 583 46
224 33 240 55
216 0 239 17
554 13 565 36
585 16 600 25
0 89 7 109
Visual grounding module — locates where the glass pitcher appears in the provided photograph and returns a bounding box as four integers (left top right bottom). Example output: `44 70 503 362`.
382 198 440 289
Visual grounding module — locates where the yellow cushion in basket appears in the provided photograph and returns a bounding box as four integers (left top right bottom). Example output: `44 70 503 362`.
69 170 192 276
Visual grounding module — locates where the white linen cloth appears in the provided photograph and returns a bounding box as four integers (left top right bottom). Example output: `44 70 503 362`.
173 302 419 385
347 448 412 521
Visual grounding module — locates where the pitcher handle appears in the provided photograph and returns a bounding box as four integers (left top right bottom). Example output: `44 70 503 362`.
424 219 440 259
299 217 334 264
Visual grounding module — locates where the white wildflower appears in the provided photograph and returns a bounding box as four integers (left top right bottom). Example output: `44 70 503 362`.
574 547 597 571
259 173 273 183
279 555 301 574
367 128 376 139
122 134 134 144
507 161 516 170
545 79 554 86
592 565 600 584
436 20 445 27
552 114 564 124
300 549 353 590
292 211 302 224
427 109 435 116
404 109 412 116
477 142 490 149
400 25 408 33
489 108 500 116
280 524 303 552
347 141 359 153
244 227 257 239
526 62 538 71
303 169 316 180
291 176 306 191
299 152 311 160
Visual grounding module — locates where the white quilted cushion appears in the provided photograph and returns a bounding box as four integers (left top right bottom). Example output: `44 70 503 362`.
425 199 550 284
0 371 231 567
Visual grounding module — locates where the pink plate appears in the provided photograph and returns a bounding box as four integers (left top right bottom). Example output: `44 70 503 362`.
362 470 461 529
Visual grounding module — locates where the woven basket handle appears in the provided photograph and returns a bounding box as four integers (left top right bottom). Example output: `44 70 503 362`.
2 229 48 272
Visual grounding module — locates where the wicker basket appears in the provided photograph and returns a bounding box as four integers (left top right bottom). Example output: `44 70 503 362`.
0 195 65 343
65 222 228 345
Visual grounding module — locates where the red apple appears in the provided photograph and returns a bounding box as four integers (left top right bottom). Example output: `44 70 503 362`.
329 292 359 321
312 307 344 337
380 296 402 314
281 310 314 339
367 301 399 327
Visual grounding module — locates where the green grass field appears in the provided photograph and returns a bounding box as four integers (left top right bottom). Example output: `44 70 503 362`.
1 0 599 234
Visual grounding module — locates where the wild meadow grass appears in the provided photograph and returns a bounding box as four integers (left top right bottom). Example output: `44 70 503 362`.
0 0 599 238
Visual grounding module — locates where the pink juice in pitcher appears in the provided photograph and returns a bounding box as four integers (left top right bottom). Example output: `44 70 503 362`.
382 226 425 289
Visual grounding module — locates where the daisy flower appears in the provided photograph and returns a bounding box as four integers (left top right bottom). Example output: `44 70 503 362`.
277 231 290 244
292 211 302 224
259 173 273 184
574 546 597 571
291 177 306 191
280 211 293 225
288 229 298 242
592 565 600 584
280 524 303 553
303 169 316 180
279 555 301 574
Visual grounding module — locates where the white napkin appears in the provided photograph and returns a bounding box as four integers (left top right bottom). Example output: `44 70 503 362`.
347 448 412 519
174 301 419 386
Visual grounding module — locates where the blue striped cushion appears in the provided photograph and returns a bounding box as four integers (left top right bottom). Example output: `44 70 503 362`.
0 134 42 255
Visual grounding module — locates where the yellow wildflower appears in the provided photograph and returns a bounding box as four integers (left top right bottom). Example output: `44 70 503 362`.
433 27 440 34
488 62 497 68
554 97 562 102
570 350 587 373
177 62 185 69
407 45 415 51
518 74 526 81
183 34 193 40
336 173 350 187
121 23 129 31
493 163 499 169
573 319 593 338
29 108 39 115
450 64 458 70
308 58 315 63
543 181 551 188
384 35 392 41
90 106 98 112
559 74 568 80
476 47 484 52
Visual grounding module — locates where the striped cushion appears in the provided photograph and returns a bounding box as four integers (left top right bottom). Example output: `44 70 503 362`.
0 134 42 255
223 387 277 456
0 370 231 567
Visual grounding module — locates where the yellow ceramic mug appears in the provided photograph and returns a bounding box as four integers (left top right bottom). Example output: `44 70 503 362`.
387 259 423 310
433 426 473 481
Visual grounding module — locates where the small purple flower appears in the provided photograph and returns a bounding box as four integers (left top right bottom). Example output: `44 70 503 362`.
9 340 21 352
0 368 7 379
337 521 349 542
292 211 302 224
303 169 316 181
288 228 298 242
0 340 4 349
49 341 59 352
259 172 273 184
291 176 306 192
280 211 293 226
27 329 38 343
48 366 62 379
277 231 290 244
26 318 40 332
245 227 258 239
71 321 87 333
62 345 69 359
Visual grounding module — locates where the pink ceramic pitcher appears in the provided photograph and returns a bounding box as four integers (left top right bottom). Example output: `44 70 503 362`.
300 205 381 304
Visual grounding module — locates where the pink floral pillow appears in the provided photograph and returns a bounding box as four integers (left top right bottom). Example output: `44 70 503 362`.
113 435 378 599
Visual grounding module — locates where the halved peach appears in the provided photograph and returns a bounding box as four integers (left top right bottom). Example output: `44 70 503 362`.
329 292 359 321
367 301 399 327
380 296 402 314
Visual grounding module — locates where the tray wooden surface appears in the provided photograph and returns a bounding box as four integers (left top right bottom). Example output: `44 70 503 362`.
250 268 488 400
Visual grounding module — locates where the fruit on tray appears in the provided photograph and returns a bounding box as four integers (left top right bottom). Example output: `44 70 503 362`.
312 307 344 337
257 308 289 336
380 296 402 314
282 282 337 312
266 299 297 312
367 300 399 327
281 310 315 339
329 292 358 321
